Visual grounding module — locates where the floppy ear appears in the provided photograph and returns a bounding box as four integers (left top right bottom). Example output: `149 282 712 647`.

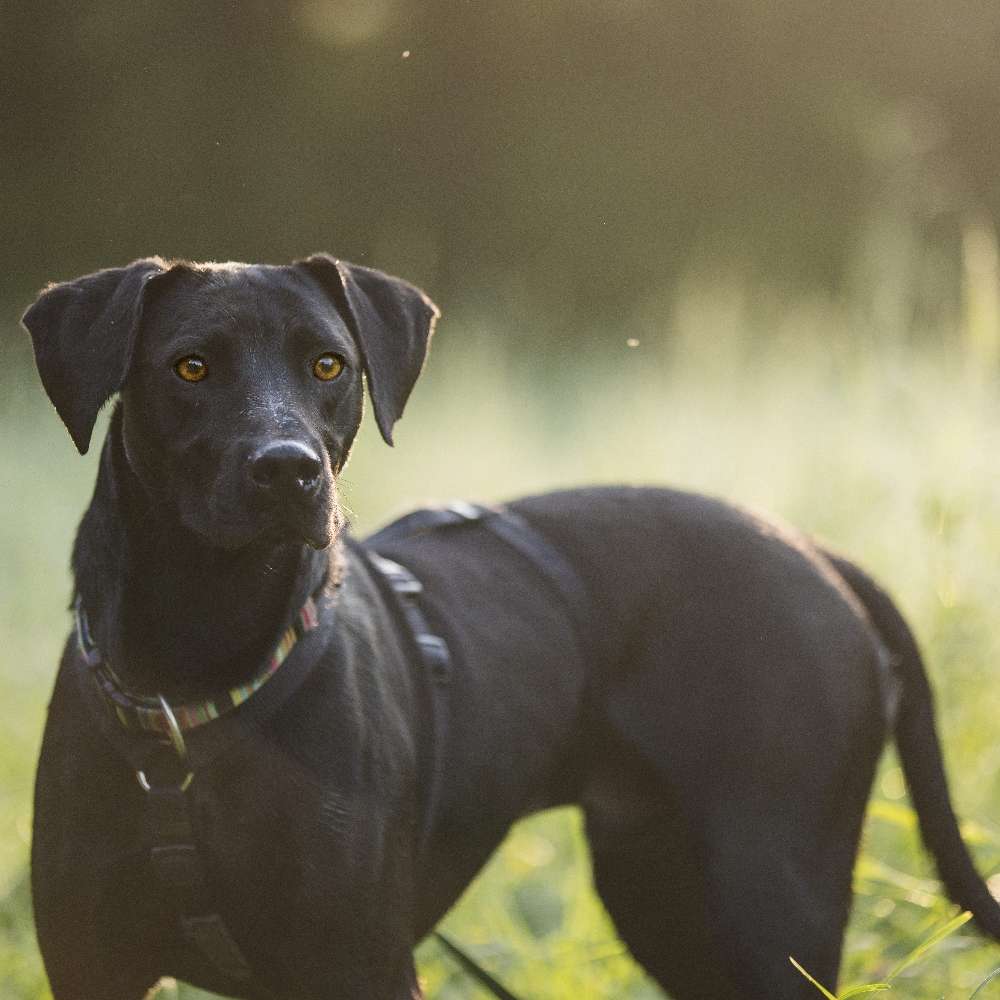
21 258 168 454
295 253 440 445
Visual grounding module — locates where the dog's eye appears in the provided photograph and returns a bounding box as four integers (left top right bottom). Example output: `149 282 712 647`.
175 356 208 383
312 354 344 381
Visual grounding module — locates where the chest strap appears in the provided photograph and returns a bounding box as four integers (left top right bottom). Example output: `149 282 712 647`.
145 764 256 984
354 544 452 856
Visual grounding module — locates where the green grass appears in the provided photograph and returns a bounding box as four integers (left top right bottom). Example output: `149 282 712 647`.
2 310 999 998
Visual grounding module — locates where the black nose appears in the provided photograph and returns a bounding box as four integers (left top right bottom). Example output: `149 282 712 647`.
249 440 323 498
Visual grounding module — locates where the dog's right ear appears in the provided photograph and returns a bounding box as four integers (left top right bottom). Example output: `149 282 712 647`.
21 258 168 454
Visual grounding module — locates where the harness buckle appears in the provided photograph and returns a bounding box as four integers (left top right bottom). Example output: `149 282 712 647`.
417 634 451 681
369 553 424 595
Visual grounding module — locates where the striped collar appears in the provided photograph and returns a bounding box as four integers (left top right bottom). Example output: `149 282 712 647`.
74 594 322 738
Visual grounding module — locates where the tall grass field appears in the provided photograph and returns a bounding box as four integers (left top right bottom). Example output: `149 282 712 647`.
2 296 998 998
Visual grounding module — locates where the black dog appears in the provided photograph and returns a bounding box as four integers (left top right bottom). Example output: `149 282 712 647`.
24 256 999 999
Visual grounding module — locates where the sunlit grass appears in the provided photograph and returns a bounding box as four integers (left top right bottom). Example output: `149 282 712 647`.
2 305 999 998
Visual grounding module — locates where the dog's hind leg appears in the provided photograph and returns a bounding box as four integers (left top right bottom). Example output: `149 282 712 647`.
584 771 743 999
584 744 869 999
582 582 887 997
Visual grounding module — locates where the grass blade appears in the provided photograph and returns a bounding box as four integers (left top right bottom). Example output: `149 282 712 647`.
839 985 893 997
789 956 838 999
886 910 973 981
969 967 1000 999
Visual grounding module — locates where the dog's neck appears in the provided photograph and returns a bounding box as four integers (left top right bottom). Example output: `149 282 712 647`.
72 415 337 701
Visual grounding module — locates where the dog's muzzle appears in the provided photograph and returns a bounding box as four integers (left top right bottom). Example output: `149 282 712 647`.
246 439 334 549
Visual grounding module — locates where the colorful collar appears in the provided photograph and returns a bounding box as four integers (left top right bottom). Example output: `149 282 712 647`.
74 595 321 738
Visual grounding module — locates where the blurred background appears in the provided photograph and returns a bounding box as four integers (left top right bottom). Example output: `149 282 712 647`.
2 2 1000 997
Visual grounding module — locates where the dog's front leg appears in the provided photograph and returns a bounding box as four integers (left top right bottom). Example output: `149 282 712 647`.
32 665 166 1000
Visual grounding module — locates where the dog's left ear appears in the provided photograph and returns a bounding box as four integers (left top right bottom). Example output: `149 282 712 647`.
295 253 440 445
21 258 168 454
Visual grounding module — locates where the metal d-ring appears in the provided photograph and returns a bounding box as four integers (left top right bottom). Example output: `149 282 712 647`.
135 694 194 793
136 768 194 793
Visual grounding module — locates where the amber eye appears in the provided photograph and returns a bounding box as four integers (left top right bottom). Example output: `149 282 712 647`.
174 356 208 382
312 353 344 381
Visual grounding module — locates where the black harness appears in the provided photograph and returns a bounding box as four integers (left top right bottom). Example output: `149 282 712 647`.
361 501 589 856
75 502 585 995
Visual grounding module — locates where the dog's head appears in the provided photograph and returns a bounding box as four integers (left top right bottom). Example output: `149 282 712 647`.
22 255 438 550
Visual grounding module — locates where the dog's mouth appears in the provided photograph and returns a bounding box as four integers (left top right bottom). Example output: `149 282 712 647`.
177 477 342 553
253 479 343 551
279 494 341 550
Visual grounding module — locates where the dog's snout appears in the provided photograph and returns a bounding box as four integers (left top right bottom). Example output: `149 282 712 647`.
249 440 322 497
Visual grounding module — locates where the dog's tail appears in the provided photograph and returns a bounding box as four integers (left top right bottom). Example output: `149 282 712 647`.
826 551 1000 940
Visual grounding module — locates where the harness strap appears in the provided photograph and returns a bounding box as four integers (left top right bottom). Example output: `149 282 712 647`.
144 775 253 983
359 546 452 855
432 932 522 1000
479 508 589 635
367 501 589 634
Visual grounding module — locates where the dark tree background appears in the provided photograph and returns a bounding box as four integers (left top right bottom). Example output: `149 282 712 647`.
3 0 998 340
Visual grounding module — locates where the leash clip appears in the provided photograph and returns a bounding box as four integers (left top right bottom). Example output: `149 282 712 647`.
136 694 194 793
